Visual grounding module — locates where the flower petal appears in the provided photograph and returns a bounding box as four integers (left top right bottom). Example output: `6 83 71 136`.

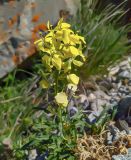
52 54 62 70
67 74 79 85
40 80 50 89
55 92 68 107
73 60 83 67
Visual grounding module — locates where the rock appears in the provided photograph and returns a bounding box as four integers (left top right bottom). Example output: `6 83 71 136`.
128 80 131 86
110 98 118 105
88 112 97 122
111 92 118 97
0 0 77 78
109 66 119 76
65 0 80 15
99 79 113 90
119 60 129 67
28 149 37 160
107 132 113 145
128 148 131 156
118 87 130 96
94 90 110 100
9 37 19 49
116 120 130 134
126 117 131 127
118 86 125 93
68 100 78 116
117 81 122 89
69 106 78 117
112 155 128 160
91 99 106 114
112 76 118 83
77 94 90 110
119 71 131 79
108 124 121 142
88 93 96 103
112 148 131 160
2 138 12 150
115 97 131 122
119 59 131 71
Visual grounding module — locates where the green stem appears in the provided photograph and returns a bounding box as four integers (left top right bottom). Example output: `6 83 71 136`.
56 75 58 95
58 107 66 140
54 71 59 95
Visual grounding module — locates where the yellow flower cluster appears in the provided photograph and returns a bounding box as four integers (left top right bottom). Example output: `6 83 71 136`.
35 19 86 107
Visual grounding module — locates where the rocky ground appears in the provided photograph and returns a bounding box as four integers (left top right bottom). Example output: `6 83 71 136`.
75 56 131 160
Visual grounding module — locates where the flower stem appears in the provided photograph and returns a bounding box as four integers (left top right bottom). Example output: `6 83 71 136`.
58 107 66 140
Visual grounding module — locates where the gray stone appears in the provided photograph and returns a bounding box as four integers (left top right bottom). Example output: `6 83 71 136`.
77 94 90 110
112 155 128 160
119 60 129 67
107 132 113 144
88 112 96 122
112 148 131 160
87 93 96 103
109 66 120 76
28 149 37 160
115 97 131 121
128 148 131 156
99 79 112 90
69 106 78 117
119 71 131 79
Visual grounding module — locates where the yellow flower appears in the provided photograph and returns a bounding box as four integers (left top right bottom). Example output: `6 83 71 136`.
61 22 71 29
55 92 68 107
73 60 83 67
67 83 77 92
67 74 79 85
42 55 52 70
69 46 79 57
34 19 86 92
52 54 62 70
62 30 70 44
40 80 50 89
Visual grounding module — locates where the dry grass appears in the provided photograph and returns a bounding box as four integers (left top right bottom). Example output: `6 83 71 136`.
75 131 131 160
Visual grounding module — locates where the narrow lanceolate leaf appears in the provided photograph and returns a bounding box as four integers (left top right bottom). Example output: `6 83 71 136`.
67 74 79 85
52 54 62 70
55 92 68 107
